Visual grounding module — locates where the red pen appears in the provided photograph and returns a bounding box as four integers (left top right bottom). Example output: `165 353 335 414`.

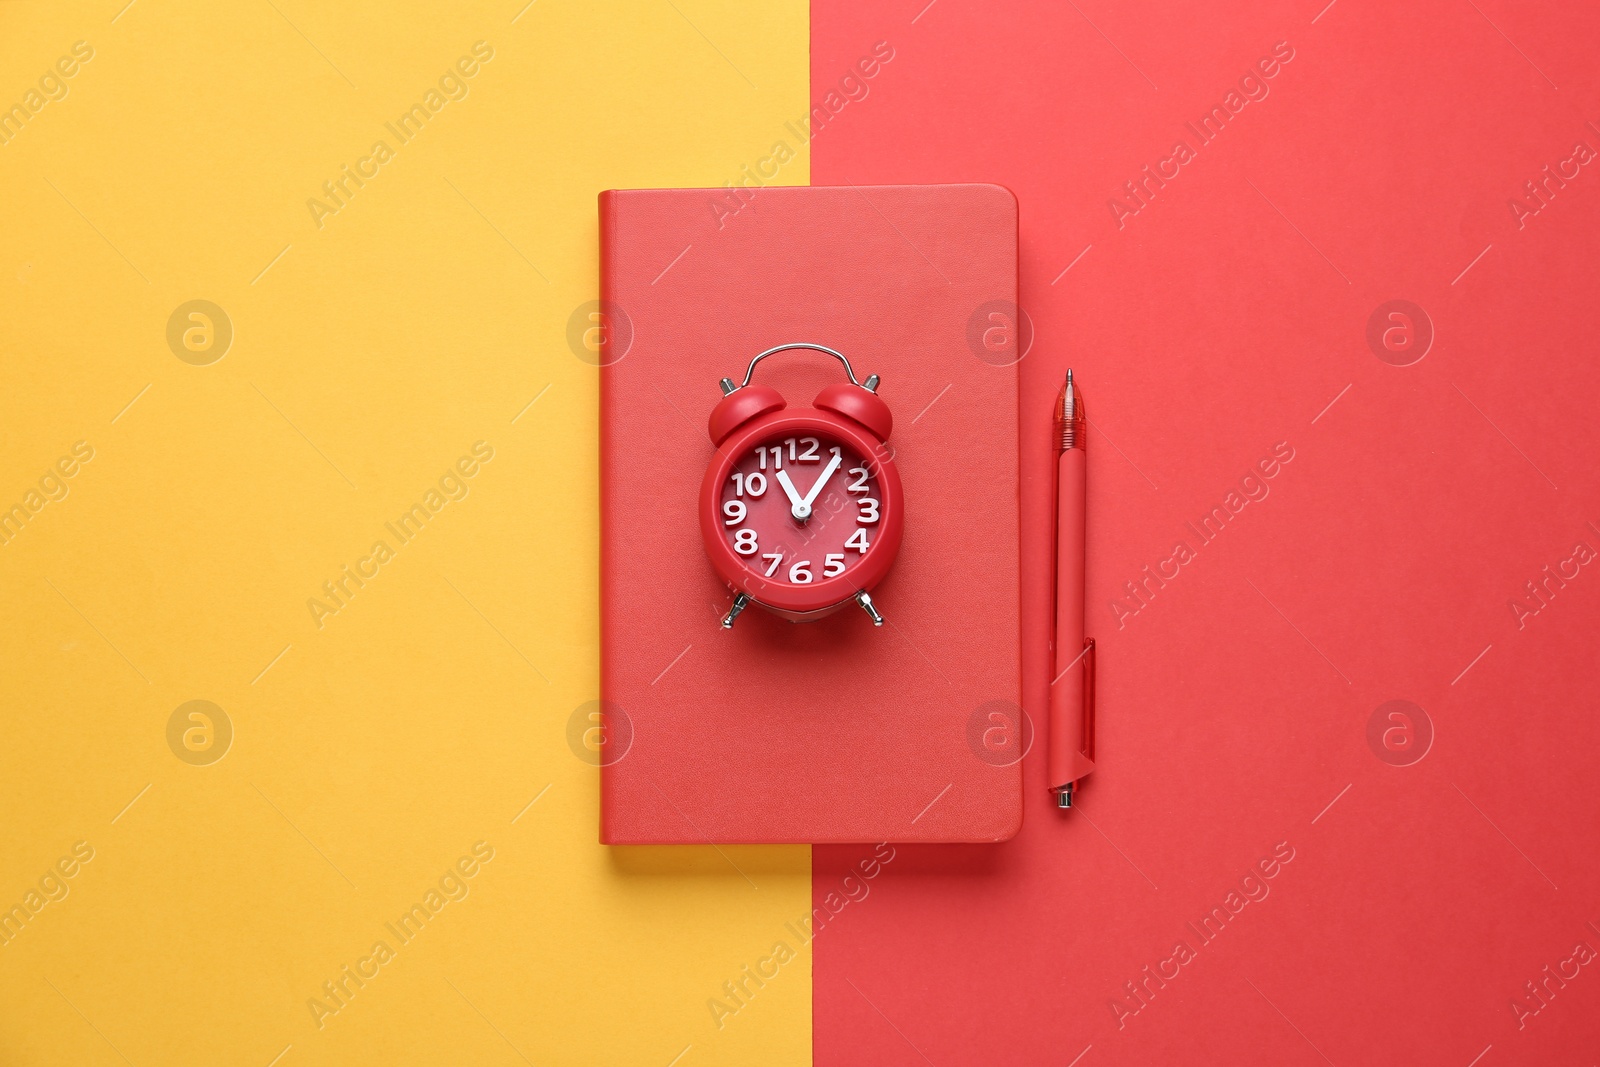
1049 369 1095 809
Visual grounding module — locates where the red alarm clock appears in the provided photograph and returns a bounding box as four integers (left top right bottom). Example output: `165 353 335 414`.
700 343 904 629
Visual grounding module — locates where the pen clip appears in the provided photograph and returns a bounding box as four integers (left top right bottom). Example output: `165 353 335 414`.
1081 637 1096 763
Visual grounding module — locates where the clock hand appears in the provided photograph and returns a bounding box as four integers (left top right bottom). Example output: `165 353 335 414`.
800 455 842 509
774 469 811 521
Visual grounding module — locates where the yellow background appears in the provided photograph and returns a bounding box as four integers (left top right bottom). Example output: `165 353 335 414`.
0 2 809 1063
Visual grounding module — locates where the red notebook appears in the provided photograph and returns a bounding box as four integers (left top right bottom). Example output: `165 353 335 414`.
599 184 1021 844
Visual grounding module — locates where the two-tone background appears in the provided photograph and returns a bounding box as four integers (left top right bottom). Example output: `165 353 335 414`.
4 1 1598 1065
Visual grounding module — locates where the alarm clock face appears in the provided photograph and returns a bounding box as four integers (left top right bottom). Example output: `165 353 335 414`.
717 431 883 590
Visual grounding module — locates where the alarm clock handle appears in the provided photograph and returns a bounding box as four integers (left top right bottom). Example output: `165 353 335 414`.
737 343 864 389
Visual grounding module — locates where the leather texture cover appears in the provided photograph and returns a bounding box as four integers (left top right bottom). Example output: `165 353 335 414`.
600 184 1021 844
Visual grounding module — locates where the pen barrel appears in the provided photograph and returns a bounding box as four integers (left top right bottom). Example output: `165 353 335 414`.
1048 448 1092 792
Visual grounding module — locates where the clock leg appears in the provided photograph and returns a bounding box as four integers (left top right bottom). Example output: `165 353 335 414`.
720 593 751 629
854 590 884 627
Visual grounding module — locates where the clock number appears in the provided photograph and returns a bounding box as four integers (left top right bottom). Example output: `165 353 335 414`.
845 528 870 553
762 553 783 577
829 445 841 458
732 471 767 497
759 445 783 470
848 467 870 493
782 437 819 462
788 560 813 583
734 529 758 555
857 497 879 524
723 500 746 525
823 553 846 578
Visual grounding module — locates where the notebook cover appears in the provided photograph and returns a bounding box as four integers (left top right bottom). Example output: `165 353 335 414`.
812 4 1600 1067
599 184 1021 844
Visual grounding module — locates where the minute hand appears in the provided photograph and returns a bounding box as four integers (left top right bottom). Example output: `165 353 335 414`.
800 455 842 508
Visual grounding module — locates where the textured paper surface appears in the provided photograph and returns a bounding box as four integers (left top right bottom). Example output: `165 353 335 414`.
811 2 1600 1065
0 2 809 1064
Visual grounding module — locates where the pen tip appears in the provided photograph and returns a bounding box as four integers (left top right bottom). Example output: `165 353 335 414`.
1065 368 1073 385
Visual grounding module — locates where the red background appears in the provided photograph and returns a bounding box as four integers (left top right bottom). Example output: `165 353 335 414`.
811 1 1600 1064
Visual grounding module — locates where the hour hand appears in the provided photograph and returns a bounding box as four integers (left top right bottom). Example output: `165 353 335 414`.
775 469 811 521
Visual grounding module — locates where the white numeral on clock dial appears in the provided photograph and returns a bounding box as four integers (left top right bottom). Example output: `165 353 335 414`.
780 437 816 462
723 500 745 525
762 553 783 576
848 467 870 493
759 446 783 470
732 471 767 497
857 497 879 524
824 553 846 577
789 560 813 583
734 529 758 555
845 528 870 553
